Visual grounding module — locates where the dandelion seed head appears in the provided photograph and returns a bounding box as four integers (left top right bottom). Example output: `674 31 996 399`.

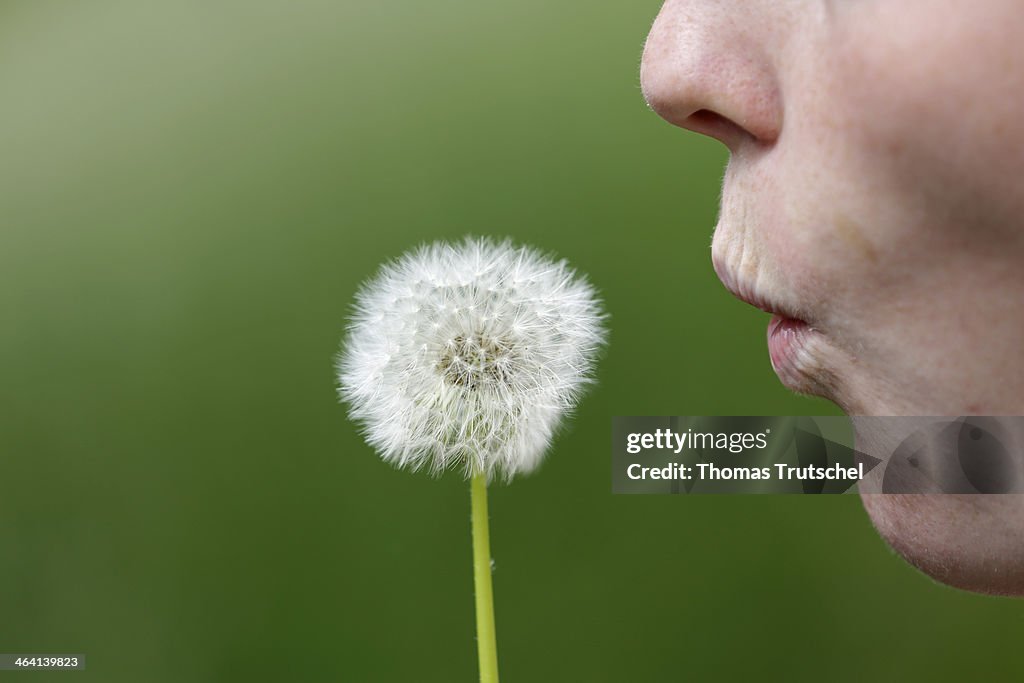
337 237 607 481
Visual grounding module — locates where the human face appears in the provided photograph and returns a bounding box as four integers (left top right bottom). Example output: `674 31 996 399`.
641 0 1024 595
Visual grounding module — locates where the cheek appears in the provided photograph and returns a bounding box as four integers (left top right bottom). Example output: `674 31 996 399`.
822 1 1024 247
765 3 1024 330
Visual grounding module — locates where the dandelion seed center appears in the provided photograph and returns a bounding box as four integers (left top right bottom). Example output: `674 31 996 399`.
438 334 515 389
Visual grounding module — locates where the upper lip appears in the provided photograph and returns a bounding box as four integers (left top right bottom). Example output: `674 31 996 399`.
711 252 808 323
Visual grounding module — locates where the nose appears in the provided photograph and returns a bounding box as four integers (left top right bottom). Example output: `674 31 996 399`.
640 1 783 150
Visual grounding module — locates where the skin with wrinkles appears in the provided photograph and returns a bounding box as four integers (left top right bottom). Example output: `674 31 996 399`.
640 0 1024 595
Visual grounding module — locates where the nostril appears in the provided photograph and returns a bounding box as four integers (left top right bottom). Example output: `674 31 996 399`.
686 109 758 146
689 109 730 128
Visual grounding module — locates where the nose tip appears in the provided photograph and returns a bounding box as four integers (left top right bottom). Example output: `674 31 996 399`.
640 5 782 149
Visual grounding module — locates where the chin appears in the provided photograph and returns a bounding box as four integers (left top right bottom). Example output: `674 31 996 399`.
861 493 1024 597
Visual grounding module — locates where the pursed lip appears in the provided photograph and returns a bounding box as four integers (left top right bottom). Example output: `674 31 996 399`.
710 247 832 395
710 251 810 324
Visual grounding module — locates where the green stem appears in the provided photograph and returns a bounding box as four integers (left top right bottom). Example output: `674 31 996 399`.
470 471 500 683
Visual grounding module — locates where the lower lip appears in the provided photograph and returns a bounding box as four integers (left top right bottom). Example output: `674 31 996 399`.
767 315 812 379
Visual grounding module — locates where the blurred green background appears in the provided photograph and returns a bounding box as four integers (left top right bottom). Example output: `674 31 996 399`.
1 2 1021 681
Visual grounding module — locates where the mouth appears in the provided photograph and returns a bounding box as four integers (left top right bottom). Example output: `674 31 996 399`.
711 254 824 393
765 314 815 388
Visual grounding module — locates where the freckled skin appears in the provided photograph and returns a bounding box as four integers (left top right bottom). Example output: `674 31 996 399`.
641 0 1024 595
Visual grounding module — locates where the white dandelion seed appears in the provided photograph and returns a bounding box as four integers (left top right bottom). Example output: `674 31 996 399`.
337 236 607 481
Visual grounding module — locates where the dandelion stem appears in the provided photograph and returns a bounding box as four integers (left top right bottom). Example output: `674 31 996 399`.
470 471 500 683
